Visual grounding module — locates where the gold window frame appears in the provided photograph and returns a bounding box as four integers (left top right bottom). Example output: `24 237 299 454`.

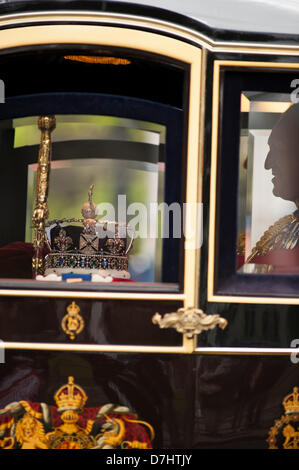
0 23 202 308
208 60 299 306
0 18 204 354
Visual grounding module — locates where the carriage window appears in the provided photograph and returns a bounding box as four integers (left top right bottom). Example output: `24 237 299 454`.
0 46 187 291
0 114 172 284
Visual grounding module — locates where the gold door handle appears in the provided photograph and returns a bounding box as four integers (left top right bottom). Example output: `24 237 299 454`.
152 306 228 338
61 301 85 340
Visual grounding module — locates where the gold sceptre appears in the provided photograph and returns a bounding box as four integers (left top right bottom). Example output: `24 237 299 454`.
32 116 56 276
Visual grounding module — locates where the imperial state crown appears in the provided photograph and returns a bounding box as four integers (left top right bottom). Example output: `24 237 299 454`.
43 184 133 279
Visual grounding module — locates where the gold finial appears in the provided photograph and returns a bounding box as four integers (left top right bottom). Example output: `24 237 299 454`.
38 115 56 132
67 377 75 399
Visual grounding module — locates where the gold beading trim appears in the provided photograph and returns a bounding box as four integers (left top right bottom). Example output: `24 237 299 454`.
2 342 187 353
1 11 299 55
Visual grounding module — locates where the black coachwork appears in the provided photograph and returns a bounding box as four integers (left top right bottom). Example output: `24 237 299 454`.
0 0 298 452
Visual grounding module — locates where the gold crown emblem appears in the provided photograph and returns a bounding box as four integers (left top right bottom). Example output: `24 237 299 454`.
67 302 80 315
54 376 87 412
283 387 299 414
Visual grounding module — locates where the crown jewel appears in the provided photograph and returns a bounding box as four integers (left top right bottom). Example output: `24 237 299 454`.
43 184 133 278
283 387 299 414
54 376 87 412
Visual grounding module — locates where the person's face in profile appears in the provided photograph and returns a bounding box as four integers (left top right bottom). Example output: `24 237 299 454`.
265 107 299 202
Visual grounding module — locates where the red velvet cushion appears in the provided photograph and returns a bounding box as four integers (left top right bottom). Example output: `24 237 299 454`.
0 242 34 279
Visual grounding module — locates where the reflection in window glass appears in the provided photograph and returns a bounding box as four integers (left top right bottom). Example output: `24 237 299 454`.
237 93 299 274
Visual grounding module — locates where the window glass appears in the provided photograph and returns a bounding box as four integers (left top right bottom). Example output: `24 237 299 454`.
1 114 170 284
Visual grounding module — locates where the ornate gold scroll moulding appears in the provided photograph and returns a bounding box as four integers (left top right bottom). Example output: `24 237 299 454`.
152 306 228 338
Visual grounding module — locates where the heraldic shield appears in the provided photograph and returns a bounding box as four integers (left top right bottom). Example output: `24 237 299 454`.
0 376 154 449
267 386 299 449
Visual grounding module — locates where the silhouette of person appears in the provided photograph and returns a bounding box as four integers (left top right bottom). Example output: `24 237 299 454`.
246 102 299 272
